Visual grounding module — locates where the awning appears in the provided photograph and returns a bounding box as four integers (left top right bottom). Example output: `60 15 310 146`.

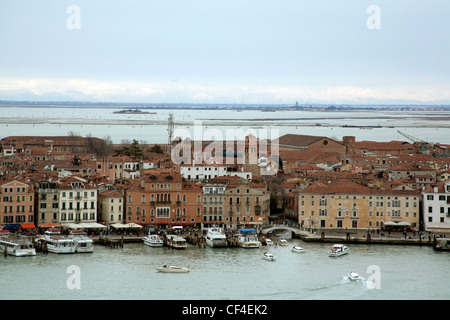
63 222 107 229
39 223 62 228
20 224 36 229
125 223 143 228
384 221 411 227
2 224 21 230
110 223 128 229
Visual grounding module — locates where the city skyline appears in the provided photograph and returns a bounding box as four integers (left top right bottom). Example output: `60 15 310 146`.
1 0 449 104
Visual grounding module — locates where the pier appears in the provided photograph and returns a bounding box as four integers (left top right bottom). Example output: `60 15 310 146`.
262 225 440 246
186 233 206 247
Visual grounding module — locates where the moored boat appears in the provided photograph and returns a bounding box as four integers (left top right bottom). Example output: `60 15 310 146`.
433 238 450 251
205 227 227 248
38 235 76 254
166 235 187 249
69 231 94 253
143 233 164 247
0 237 36 257
157 265 189 273
328 244 349 257
237 229 261 248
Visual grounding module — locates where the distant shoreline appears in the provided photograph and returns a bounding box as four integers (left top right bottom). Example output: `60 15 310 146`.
0 101 449 112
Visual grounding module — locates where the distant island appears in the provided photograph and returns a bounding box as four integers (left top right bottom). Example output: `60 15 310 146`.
113 109 156 114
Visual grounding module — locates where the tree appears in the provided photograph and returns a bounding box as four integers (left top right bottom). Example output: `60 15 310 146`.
148 145 164 154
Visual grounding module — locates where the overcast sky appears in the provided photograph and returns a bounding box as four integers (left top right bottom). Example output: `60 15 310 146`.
0 0 449 104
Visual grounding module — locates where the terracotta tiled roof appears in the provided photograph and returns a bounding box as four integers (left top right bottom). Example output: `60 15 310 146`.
278 134 342 147
355 140 411 150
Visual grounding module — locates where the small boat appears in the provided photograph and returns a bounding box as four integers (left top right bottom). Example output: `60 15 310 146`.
433 238 450 251
291 246 305 253
69 231 94 253
237 229 261 248
328 244 349 257
166 235 187 249
265 239 273 246
156 265 189 273
0 237 36 257
205 227 227 248
262 252 276 261
348 271 360 281
40 235 76 254
143 234 164 247
279 239 288 246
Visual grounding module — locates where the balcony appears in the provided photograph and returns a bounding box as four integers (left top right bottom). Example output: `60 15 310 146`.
255 205 261 215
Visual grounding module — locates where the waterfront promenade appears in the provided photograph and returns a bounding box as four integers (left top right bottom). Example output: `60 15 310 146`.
91 226 448 247
267 225 449 246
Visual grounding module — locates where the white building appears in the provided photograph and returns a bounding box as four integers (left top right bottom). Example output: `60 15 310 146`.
423 180 450 233
180 164 228 181
58 176 98 224
180 164 252 181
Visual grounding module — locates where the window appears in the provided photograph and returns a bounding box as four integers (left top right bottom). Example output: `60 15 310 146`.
156 207 170 218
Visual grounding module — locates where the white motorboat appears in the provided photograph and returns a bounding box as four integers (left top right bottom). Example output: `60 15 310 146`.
143 234 164 247
262 252 276 261
291 246 305 253
205 227 227 248
237 229 261 248
265 239 273 246
157 265 189 273
0 237 36 257
44 228 61 236
279 239 288 246
348 272 361 281
166 235 187 249
328 244 349 257
39 235 76 254
69 231 94 253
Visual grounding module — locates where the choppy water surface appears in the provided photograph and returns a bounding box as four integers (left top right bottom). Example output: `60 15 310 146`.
1 240 449 300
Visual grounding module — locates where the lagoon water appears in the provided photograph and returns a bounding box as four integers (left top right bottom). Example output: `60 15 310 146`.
1 239 449 300
0 106 449 144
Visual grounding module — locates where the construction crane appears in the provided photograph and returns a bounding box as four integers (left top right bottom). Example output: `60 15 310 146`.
397 130 433 153
167 112 174 156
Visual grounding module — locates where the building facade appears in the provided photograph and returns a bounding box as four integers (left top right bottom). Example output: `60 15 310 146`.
58 177 98 224
98 188 124 226
0 179 35 229
35 179 60 227
125 172 203 227
422 181 450 233
298 181 420 231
